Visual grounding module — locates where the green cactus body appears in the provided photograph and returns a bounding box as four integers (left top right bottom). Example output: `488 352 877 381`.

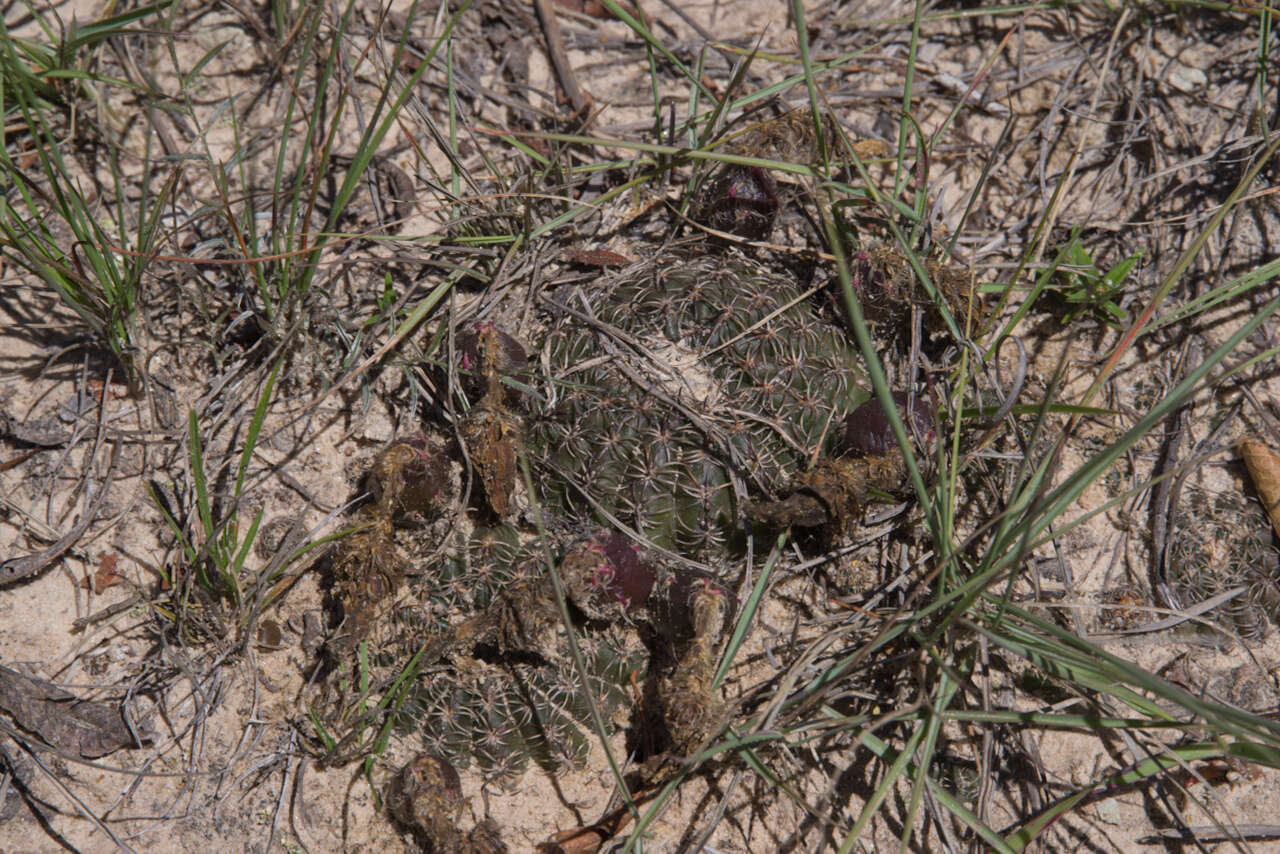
392 526 645 783
534 245 865 554
1167 494 1280 645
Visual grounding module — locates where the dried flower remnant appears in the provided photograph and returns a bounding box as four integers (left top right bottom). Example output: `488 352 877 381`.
456 322 530 405
659 581 729 755
460 398 522 518
386 753 465 852
720 109 834 165
368 433 452 521
458 323 526 518
849 244 982 341
746 390 928 536
326 512 405 655
746 453 906 537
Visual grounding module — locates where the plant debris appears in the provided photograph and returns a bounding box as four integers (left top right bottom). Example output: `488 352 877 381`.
1241 438 1280 539
0 665 151 759
81 552 125 594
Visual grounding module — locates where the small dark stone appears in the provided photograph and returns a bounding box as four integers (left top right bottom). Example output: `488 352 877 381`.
842 392 932 456
255 619 284 652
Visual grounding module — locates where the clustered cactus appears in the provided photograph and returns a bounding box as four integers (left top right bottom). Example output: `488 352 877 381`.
531 244 865 554
303 109 983 854
396 526 646 783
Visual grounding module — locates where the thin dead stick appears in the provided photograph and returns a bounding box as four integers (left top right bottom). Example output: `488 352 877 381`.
533 0 590 115
0 441 119 586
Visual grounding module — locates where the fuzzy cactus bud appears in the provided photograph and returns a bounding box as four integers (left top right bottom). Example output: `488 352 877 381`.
699 165 779 241
841 392 932 457
650 567 733 643
368 434 452 520
385 753 464 851
560 531 657 620
456 321 529 403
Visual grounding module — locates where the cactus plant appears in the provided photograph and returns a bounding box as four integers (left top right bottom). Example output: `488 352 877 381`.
1167 492 1280 646
532 244 865 554
382 526 646 784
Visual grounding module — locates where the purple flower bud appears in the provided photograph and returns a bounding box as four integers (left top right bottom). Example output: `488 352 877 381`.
700 165 779 241
561 532 657 619
842 392 933 456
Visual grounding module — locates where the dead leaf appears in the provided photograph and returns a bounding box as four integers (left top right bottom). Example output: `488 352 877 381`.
552 0 609 16
851 138 891 159
562 248 632 267
1241 439 1280 538
83 552 125 594
0 665 151 758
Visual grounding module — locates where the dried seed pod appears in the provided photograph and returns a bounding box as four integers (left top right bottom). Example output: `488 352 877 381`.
457 321 529 404
687 580 729 646
459 399 522 518
848 244 983 341
1241 439 1280 539
745 452 906 538
659 581 729 754
850 248 912 327
369 434 452 521
699 165 779 241
385 753 465 852
327 512 403 654
560 531 657 620
841 392 932 457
